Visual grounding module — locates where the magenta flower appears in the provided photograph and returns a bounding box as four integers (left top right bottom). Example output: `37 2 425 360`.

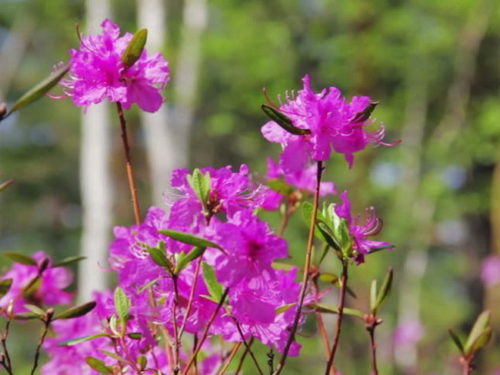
262 75 396 170
61 19 169 112
0 251 73 314
481 255 500 287
335 191 393 263
212 210 288 286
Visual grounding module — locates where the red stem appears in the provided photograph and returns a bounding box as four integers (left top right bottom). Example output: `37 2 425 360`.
324 261 349 375
115 102 142 225
178 258 203 340
182 289 229 375
368 327 379 375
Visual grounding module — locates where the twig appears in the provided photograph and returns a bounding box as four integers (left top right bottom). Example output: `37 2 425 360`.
182 288 229 375
235 338 254 375
368 326 379 375
172 276 181 374
324 261 349 375
232 318 264 375
178 258 203 340
30 310 54 375
216 342 242 375
274 161 324 374
115 102 142 225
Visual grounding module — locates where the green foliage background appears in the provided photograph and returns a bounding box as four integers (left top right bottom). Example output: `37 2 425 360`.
0 0 499 373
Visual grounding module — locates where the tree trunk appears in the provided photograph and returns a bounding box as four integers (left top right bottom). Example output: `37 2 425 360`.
78 0 113 302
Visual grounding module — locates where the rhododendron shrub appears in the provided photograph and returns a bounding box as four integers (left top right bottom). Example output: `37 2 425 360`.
0 17 492 375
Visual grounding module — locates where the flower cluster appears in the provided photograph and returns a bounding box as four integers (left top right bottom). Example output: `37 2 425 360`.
262 74 396 170
0 19 402 375
61 19 169 112
0 251 72 314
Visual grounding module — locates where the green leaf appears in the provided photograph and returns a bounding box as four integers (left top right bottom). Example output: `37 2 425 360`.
465 311 491 354
312 303 364 319
276 303 296 315
148 246 173 272
261 104 310 135
55 301 97 320
187 169 211 212
12 312 40 320
85 357 113 374
448 329 465 355
58 333 109 346
0 179 15 193
202 262 223 302
318 273 339 284
467 328 492 355
175 246 205 274
24 304 46 316
137 277 161 294
138 355 148 370
159 229 222 250
351 101 378 123
127 332 143 340
373 268 393 314
0 279 13 299
271 262 296 271
370 280 378 313
121 28 148 67
2 252 37 266
99 350 128 364
53 256 86 268
114 287 131 323
267 179 294 196
7 65 69 116
316 222 341 253
22 276 42 299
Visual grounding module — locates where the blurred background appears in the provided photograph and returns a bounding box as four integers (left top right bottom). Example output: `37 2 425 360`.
0 0 499 373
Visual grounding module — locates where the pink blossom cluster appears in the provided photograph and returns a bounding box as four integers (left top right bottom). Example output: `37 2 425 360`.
0 251 72 314
0 18 400 374
262 75 396 170
61 19 169 112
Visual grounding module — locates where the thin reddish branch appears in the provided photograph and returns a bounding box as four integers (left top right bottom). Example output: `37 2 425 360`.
115 102 142 225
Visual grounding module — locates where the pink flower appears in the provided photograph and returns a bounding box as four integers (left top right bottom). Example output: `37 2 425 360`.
212 210 288 286
0 251 73 314
481 256 500 287
335 191 392 263
61 19 169 112
262 75 396 170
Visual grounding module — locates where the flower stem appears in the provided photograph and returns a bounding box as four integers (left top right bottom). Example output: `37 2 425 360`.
115 102 142 225
368 327 379 375
172 275 181 375
324 260 349 375
178 258 203 340
182 288 229 375
460 356 473 375
274 161 324 375
0 319 13 375
232 318 264 375
235 338 254 375
216 342 242 375
30 312 53 375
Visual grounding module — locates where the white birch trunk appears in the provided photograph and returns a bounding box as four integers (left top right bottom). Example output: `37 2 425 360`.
78 0 113 302
137 0 179 206
138 0 208 207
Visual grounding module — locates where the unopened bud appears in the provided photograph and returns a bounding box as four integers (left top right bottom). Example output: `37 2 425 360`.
38 257 50 273
0 103 7 120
